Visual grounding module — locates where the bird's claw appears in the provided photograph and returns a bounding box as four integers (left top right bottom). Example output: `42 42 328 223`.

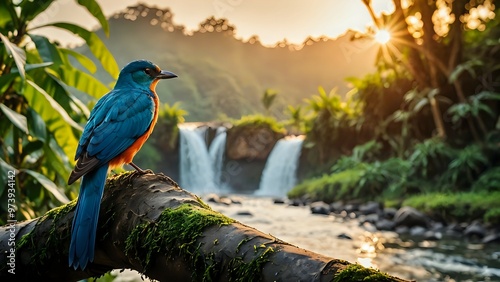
129 162 152 175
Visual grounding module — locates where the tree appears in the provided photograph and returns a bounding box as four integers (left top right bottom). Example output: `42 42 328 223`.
0 172 411 282
361 0 499 141
0 1 118 222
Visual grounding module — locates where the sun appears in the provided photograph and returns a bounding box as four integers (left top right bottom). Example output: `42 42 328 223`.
374 29 391 44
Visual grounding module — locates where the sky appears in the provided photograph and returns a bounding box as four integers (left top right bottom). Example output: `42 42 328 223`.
32 0 394 46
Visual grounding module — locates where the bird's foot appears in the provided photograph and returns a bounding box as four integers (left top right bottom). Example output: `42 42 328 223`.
129 162 152 175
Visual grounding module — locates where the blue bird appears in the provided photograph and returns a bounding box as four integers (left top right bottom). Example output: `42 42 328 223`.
68 60 177 270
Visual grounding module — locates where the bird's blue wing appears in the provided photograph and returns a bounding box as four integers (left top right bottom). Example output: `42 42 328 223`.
75 88 154 163
86 89 154 163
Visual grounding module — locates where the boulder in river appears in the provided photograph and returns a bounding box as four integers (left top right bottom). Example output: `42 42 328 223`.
394 206 431 228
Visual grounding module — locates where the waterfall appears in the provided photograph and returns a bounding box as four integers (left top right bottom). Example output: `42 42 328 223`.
179 125 217 194
208 127 227 186
256 135 304 197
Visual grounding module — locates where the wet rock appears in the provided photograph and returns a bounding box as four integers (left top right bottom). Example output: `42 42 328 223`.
359 214 379 225
464 221 487 239
424 230 443 241
430 221 445 232
383 207 398 219
483 233 500 244
362 222 377 233
219 197 232 206
409 226 427 236
236 210 253 216
206 193 220 203
343 203 359 213
337 233 352 240
394 206 430 228
395 226 409 234
273 198 286 204
329 201 344 213
289 199 303 206
230 197 242 204
376 219 396 231
359 201 381 215
226 125 284 160
445 224 463 237
310 201 331 215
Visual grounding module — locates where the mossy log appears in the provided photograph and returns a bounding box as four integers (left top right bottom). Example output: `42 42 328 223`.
0 172 412 281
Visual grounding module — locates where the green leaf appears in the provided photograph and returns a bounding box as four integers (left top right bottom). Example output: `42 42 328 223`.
0 3 15 30
77 0 109 36
29 34 63 65
0 33 26 80
25 79 82 130
19 0 55 22
59 48 97 73
27 107 47 142
24 78 81 158
25 62 53 71
0 73 16 93
22 169 69 203
57 65 109 98
43 140 72 181
39 22 119 79
0 104 29 134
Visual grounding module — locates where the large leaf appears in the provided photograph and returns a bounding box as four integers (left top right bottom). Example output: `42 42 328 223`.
0 104 29 134
19 0 56 22
0 33 26 79
24 78 81 158
22 169 69 203
35 22 119 79
57 65 109 98
59 48 97 73
25 79 82 130
29 34 63 65
77 0 109 36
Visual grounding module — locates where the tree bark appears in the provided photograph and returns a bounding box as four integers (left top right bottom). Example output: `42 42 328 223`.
0 172 412 281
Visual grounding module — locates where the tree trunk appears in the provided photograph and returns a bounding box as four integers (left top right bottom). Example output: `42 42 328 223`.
0 172 412 281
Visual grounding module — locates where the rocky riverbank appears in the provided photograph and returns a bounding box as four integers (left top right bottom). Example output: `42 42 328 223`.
208 195 500 282
109 195 500 282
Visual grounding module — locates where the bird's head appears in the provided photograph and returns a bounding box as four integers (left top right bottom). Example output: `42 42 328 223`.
116 60 177 90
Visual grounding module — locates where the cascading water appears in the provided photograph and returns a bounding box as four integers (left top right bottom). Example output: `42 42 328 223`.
256 135 304 197
179 125 217 194
208 127 227 186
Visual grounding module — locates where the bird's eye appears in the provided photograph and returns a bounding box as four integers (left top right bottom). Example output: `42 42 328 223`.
144 68 152 76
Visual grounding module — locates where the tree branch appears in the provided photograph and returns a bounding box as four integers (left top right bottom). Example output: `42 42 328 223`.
0 172 412 281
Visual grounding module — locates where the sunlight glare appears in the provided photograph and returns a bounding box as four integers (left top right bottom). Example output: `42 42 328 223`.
374 29 391 44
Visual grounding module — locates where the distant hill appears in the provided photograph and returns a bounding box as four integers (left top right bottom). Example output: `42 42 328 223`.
80 4 378 121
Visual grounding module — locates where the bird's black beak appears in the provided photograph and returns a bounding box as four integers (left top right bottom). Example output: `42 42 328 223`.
157 70 177 79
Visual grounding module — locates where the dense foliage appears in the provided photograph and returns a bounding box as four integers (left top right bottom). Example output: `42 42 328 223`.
288 0 500 222
0 0 117 223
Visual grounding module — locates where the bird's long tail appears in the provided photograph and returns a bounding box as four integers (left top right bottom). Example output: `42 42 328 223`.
69 164 108 270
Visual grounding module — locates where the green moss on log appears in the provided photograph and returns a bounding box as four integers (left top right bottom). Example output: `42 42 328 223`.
125 203 235 280
17 199 77 266
333 264 395 282
227 245 275 282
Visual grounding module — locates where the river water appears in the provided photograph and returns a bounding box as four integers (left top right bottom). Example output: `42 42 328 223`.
111 195 500 281
213 196 500 282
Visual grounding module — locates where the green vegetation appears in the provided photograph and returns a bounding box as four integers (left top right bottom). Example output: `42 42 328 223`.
125 203 234 279
402 192 500 224
0 0 117 223
233 114 286 134
333 263 395 282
